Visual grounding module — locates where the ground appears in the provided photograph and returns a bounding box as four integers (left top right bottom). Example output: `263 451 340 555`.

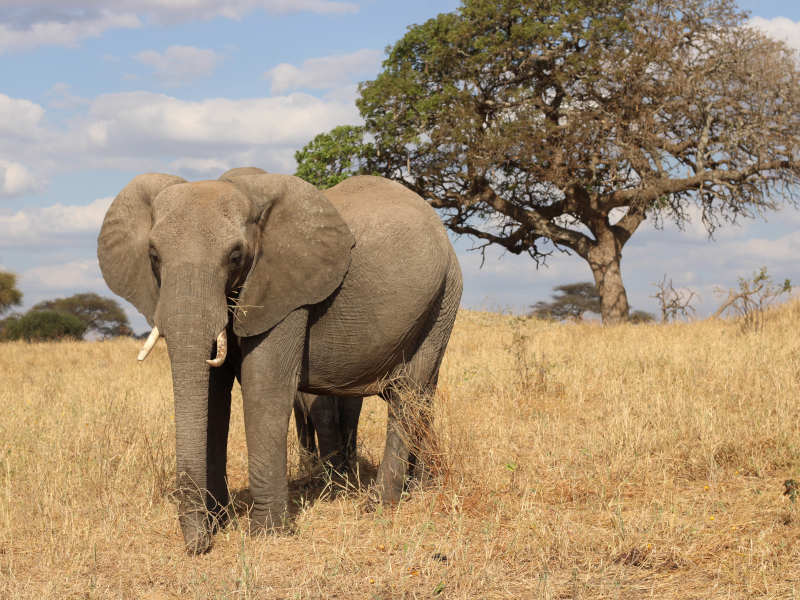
1 304 799 598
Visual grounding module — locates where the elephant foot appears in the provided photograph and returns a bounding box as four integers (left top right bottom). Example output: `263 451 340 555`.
248 501 290 536
180 509 212 555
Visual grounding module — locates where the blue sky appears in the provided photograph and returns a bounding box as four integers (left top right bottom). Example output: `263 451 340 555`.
0 0 798 332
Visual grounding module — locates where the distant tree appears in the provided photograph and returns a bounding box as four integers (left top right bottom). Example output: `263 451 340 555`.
712 266 791 332
298 0 800 323
1 310 87 341
294 125 377 190
652 275 698 322
628 310 655 324
32 293 132 338
0 270 23 316
530 282 601 320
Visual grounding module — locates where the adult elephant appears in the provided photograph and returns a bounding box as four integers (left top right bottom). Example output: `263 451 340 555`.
293 392 362 473
97 167 462 554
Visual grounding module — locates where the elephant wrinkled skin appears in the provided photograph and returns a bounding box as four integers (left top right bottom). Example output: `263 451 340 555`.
97 168 462 554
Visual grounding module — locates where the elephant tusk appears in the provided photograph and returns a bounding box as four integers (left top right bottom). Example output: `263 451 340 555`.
137 327 161 362
206 329 227 367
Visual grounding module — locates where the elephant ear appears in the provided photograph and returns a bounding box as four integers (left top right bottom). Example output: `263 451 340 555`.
218 166 267 182
97 173 186 325
228 174 355 337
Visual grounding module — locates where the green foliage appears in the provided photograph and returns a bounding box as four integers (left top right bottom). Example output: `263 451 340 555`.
530 282 601 320
294 125 377 189
299 0 800 323
32 292 132 338
1 310 87 341
0 270 23 316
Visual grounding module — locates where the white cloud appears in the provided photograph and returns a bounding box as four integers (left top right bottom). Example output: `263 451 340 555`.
22 259 105 291
0 2 358 52
0 160 41 197
80 90 360 170
0 11 141 53
0 94 45 139
0 197 112 245
167 157 231 179
46 83 89 110
266 49 382 93
136 45 223 86
749 16 800 53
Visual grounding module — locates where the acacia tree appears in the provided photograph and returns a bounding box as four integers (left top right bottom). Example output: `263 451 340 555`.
0 270 23 315
530 282 601 320
297 0 800 323
32 293 132 338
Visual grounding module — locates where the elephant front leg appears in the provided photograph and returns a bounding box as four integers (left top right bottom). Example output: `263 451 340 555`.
206 361 234 528
240 309 307 534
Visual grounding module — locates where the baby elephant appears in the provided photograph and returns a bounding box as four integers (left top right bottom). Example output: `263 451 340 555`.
293 392 362 474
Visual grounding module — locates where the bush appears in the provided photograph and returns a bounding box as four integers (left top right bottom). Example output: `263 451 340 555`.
1 310 87 341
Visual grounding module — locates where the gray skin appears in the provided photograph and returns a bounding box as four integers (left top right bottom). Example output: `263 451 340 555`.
293 392 362 473
97 167 462 554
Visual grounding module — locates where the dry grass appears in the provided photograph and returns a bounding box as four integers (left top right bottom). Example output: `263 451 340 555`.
2 302 800 598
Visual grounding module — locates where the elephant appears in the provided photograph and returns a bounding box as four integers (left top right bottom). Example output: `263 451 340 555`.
293 392 362 474
97 167 462 554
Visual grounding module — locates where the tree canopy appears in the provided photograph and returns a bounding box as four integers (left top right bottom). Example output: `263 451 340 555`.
0 310 87 342
530 282 601 320
294 125 376 189
0 270 23 316
32 293 132 338
296 0 800 323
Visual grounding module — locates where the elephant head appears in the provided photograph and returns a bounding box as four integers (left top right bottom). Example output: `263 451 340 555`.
97 168 354 550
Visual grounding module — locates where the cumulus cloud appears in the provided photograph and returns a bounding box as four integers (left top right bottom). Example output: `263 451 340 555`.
167 157 231 179
266 49 383 93
0 160 41 197
46 83 90 110
749 17 800 53
80 90 360 169
0 1 358 51
0 93 46 139
0 197 112 245
21 259 105 291
0 10 141 53
136 45 223 86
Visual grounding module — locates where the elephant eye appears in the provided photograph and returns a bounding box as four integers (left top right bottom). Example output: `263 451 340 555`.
149 247 161 286
229 247 243 268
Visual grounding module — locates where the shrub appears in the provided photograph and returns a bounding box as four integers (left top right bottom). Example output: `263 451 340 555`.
1 310 87 341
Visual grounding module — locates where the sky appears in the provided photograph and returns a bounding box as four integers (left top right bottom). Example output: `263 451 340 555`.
0 0 798 332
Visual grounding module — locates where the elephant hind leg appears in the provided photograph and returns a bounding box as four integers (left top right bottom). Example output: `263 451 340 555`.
376 265 460 503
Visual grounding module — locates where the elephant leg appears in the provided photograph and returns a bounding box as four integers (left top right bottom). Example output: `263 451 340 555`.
308 395 346 471
293 392 317 458
339 396 362 471
376 388 412 504
206 359 234 527
240 309 307 533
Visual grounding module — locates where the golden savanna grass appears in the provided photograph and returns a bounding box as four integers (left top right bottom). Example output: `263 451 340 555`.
2 303 800 598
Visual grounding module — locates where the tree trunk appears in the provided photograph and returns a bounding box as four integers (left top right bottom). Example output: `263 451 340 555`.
587 232 630 324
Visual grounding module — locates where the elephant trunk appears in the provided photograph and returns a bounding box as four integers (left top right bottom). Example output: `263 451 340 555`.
156 264 229 554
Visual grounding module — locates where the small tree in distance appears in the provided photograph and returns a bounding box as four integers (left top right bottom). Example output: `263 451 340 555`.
530 282 601 320
531 281 654 322
652 275 698 322
296 0 800 324
0 270 22 315
1 310 87 341
32 293 132 338
712 267 791 332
